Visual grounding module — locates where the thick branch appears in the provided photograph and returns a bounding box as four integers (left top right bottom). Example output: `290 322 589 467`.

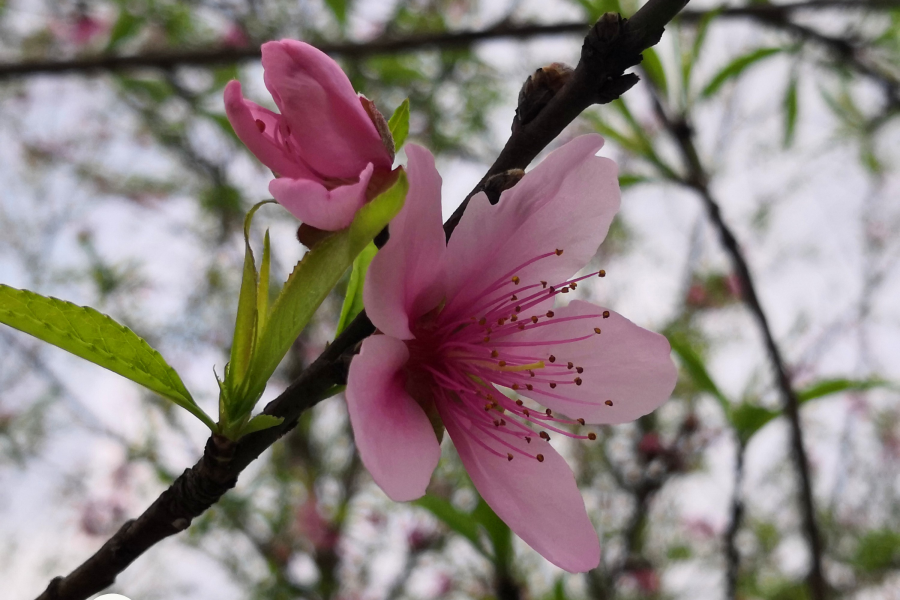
1 0 897 80
648 93 828 599
34 3 690 599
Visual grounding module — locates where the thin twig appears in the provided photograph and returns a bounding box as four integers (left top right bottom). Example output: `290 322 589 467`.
32 2 691 598
0 0 897 80
725 442 746 600
648 91 828 599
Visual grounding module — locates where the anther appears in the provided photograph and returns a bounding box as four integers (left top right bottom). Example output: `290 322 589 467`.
484 336 491 342
479 318 487 326
598 270 606 277
555 249 564 256
515 305 522 312
498 360 507 367
605 400 614 406
518 324 525 330
526 384 533 390
510 315 518 322
512 276 520 285
577 418 586 425
545 408 552 416
570 282 577 290
491 350 499 358
536 454 545 462
484 403 493 411
550 383 557 389
541 281 548 288
528 371 535 378
546 310 555 318
525 437 532 443
493 420 501 427
588 432 597 440
523 409 530 416
549 286 556 293
567 361 574 369
576 366 584 374
530 315 539 324
574 377 583 386
561 288 569 293
603 310 610 318
255 119 266 132
548 355 556 363
512 384 520 390
500 419 506 426
507 453 514 461
594 328 602 334
511 294 518 301
498 317 506 325
540 431 550 441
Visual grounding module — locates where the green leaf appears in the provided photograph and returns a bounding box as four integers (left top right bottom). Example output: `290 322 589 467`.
324 0 349 24
336 242 377 335
683 8 720 93
701 47 783 98
239 414 285 437
0 285 215 430
106 10 145 51
783 74 799 148
851 530 900 573
237 172 408 413
473 499 513 568
668 335 730 411
641 47 668 96
796 377 890 402
388 98 411 151
413 495 488 557
733 377 891 443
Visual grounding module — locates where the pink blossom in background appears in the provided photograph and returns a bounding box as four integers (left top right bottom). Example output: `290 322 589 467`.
345 136 678 572
221 23 250 48
225 40 395 230
51 15 108 47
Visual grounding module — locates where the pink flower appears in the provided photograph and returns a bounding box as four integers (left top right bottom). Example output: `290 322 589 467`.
345 136 678 572
225 40 395 230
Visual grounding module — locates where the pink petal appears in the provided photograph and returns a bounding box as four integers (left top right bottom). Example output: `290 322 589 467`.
365 144 447 339
223 80 317 180
439 403 600 572
346 335 442 501
515 300 676 424
261 40 392 180
269 163 374 231
442 135 619 319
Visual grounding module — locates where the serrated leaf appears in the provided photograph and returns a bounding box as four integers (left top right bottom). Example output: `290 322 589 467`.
701 47 783 98
336 242 377 335
413 495 488 557
237 172 408 413
641 47 668 96
783 74 799 148
0 285 215 430
388 98 411 151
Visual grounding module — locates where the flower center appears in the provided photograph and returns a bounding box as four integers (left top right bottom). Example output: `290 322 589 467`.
409 249 612 463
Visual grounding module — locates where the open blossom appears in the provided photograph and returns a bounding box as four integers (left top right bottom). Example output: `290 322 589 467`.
225 40 394 230
346 135 678 572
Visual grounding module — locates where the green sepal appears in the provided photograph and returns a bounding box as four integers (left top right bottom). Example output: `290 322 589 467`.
0 284 215 431
336 241 377 335
238 414 285 437
233 171 409 418
388 99 410 151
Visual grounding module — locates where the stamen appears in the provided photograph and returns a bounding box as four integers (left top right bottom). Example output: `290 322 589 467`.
588 432 597 440
255 119 266 132
605 400 614 406
536 454 545 462
603 311 610 318
594 328 602 334
598 270 606 277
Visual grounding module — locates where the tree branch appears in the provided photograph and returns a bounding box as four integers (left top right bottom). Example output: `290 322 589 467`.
647 91 828 599
33 2 691 599
0 0 897 80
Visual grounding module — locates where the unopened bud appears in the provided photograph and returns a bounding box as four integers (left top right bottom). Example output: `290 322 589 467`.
517 62 573 125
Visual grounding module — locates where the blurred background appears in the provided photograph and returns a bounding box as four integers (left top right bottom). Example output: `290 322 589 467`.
0 0 899 598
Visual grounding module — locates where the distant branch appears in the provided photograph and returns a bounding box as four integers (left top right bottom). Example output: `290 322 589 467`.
0 0 897 80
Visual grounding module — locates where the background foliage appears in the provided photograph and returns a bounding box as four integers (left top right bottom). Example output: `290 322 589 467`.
0 0 899 598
